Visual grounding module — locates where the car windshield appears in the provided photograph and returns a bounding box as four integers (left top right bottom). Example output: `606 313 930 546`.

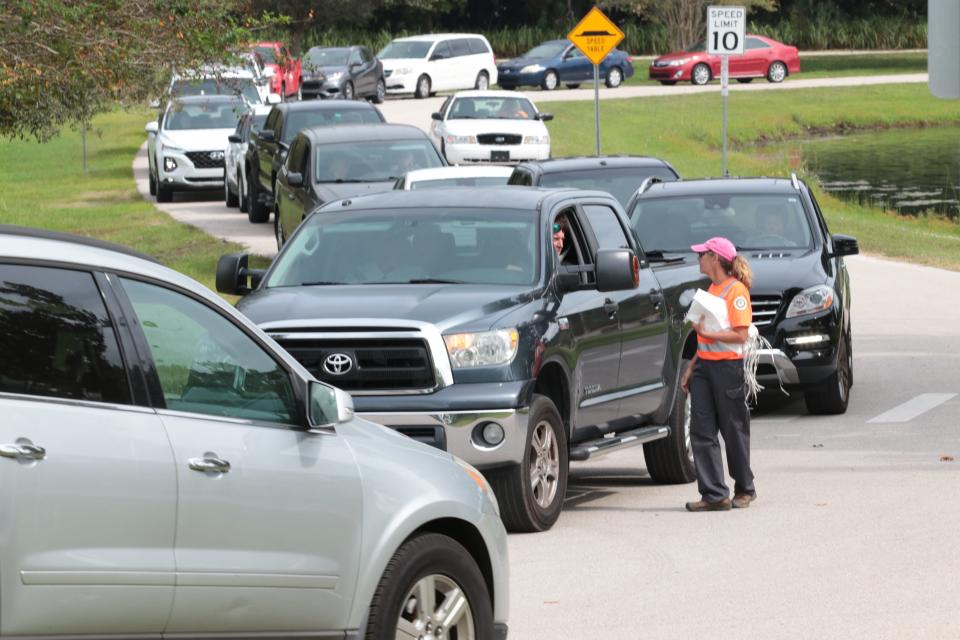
539 167 679 207
411 176 510 189
171 78 261 104
379 41 432 59
525 41 567 58
282 108 383 143
448 96 537 120
629 194 814 252
315 139 443 182
685 40 706 53
254 46 277 63
304 48 350 68
165 102 246 130
267 209 539 287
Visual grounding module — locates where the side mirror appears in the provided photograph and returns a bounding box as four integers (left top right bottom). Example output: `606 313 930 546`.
216 253 266 295
308 382 354 428
145 121 159 134
286 171 303 187
259 129 276 142
595 249 640 292
538 113 554 122
266 93 282 105
430 53 446 61
349 63 361 72
431 112 443 121
831 234 859 257
148 99 161 109
228 133 242 144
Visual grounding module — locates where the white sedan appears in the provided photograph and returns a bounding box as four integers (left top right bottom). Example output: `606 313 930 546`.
429 90 552 165
394 165 513 190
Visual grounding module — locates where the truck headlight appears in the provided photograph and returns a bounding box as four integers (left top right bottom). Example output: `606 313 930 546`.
444 329 519 368
445 134 477 145
523 135 550 144
785 285 834 318
520 64 544 74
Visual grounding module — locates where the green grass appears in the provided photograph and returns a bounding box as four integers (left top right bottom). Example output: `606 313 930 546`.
0 109 248 292
544 83 960 270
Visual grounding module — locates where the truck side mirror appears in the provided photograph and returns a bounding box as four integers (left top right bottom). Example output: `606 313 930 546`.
286 171 304 187
216 253 266 295
595 249 640 292
259 129 276 142
831 234 859 257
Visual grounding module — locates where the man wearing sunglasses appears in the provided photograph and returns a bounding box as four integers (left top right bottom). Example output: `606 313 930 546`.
552 214 574 265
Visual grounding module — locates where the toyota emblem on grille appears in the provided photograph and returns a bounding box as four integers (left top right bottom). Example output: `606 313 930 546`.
322 353 353 375
495 136 505 143
209 151 225 161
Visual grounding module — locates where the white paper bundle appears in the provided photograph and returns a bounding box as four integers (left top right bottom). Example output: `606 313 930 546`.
684 289 730 332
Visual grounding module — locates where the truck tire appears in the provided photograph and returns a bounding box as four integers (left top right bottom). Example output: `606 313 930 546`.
489 394 568 533
364 533 493 640
247 168 270 223
643 359 697 484
804 333 852 415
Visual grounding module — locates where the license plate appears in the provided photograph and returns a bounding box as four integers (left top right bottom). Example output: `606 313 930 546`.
491 150 510 162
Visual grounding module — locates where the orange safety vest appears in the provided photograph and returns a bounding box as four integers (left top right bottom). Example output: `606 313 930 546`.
697 277 752 361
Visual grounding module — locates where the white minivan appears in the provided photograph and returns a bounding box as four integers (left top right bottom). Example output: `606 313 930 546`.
379 33 498 98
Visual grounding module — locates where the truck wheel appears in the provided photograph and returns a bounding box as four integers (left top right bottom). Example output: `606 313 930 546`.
489 394 568 532
247 169 269 223
238 170 249 212
364 533 493 640
225 175 238 208
804 333 852 415
643 359 697 484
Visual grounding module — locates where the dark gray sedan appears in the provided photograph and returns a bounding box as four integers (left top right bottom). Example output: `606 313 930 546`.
301 46 385 103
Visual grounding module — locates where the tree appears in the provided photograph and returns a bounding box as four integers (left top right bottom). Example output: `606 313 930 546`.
604 0 777 50
0 0 283 142
250 0 380 55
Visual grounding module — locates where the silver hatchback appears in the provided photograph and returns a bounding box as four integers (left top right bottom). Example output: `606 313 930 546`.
0 226 508 640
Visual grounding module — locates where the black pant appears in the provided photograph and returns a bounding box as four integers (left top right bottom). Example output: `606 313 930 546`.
690 359 755 502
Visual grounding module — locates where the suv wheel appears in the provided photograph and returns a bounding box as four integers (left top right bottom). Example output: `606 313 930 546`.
364 533 493 640
148 160 157 196
541 70 559 91
489 394 568 532
238 170 249 212
225 174 239 208
247 169 269 223
372 77 386 104
804 333 852 415
414 75 431 99
343 81 354 100
643 359 697 483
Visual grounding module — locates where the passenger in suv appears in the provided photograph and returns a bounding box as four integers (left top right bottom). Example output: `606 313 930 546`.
628 175 860 414
0 225 509 640
379 34 498 99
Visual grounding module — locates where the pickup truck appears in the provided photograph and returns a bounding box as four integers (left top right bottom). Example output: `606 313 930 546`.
217 187 704 532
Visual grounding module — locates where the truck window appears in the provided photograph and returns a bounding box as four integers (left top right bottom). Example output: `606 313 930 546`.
582 204 631 250
539 166 679 208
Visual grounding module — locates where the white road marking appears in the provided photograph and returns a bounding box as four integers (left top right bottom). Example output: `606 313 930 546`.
868 393 957 423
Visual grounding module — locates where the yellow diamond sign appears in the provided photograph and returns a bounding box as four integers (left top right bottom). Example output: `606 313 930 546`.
568 7 625 65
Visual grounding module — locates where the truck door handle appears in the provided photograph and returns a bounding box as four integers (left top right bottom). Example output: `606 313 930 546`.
603 298 619 317
649 292 664 308
0 443 47 461
188 456 231 473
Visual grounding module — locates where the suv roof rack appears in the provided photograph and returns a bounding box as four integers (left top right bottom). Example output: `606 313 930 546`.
790 172 801 190
0 225 160 263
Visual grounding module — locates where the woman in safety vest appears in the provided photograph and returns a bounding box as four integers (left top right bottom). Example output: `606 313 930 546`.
681 236 757 512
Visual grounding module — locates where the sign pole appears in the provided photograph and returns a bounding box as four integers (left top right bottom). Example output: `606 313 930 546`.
594 64 601 156
721 55 729 176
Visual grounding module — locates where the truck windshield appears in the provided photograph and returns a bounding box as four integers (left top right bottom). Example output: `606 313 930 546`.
629 194 814 252
539 167 679 207
267 210 539 287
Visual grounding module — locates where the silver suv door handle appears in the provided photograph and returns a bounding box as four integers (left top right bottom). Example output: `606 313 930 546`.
0 443 47 460
188 457 231 473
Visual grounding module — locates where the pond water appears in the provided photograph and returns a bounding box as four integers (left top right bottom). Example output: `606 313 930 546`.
767 127 960 220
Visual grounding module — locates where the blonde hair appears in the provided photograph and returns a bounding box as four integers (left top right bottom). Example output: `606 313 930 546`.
719 254 753 289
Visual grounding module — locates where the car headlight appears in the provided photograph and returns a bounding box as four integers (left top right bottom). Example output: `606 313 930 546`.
785 285 834 318
444 329 519 368
161 142 183 154
327 72 343 83
445 134 477 145
668 58 690 67
520 64 544 73
523 135 550 144
454 456 499 516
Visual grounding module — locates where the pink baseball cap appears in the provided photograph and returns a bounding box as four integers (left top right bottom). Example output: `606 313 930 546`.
691 237 737 261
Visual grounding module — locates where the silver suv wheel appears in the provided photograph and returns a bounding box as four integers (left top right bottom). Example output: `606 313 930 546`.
397 574 476 640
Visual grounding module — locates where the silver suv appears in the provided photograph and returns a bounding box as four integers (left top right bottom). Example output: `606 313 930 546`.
0 226 509 640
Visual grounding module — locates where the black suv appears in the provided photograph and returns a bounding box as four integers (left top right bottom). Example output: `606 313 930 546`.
507 156 680 208
628 175 859 414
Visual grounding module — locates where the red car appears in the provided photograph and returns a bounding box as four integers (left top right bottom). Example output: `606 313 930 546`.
252 41 302 99
649 34 799 86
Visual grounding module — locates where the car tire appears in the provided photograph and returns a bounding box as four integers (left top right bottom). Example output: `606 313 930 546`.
659 80 678 86
488 394 568 533
604 66 623 88
156 182 173 203
148 163 157 196
643 359 697 484
691 63 711 85
804 333 852 415
736 78 753 84
364 533 493 640
499 83 517 90
564 83 581 89
541 70 559 91
343 81 354 100
247 169 269 223
474 70 489 90
767 61 787 83
372 77 386 103
225 175 239 208
238 170 249 213
414 75 431 99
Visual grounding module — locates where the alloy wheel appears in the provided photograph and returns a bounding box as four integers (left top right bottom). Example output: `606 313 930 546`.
476 72 488 91
768 61 787 83
529 419 560 509
683 393 693 464
607 67 622 87
344 81 354 100
376 79 386 102
544 70 558 91
396 574 476 640
692 64 710 85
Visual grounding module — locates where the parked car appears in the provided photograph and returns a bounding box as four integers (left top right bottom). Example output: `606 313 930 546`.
301 46 385 102
274 123 445 249
394 165 514 190
379 34 498 99
245 100 386 223
648 34 800 85
429 90 553 164
219 187 702 532
145 95 247 202
225 104 271 211
0 224 509 640
497 39 634 90
252 41 302 99
508 156 680 208
627 175 858 413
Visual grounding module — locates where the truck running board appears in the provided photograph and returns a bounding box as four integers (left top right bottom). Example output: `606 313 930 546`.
568 425 670 462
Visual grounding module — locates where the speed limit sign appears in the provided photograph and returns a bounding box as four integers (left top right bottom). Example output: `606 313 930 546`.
707 5 745 56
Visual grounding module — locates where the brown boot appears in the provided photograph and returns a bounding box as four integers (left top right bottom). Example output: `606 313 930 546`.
685 498 732 512
732 492 757 509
